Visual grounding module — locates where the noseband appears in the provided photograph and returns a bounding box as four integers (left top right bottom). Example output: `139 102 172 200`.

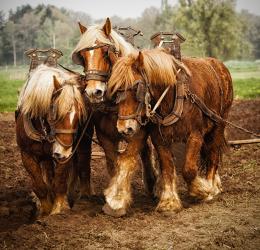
81 43 119 83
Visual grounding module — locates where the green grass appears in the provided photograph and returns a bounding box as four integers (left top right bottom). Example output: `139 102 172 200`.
233 78 260 99
0 71 24 112
0 62 259 112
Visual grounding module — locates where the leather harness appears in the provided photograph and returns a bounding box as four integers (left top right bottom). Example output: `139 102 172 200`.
117 69 187 126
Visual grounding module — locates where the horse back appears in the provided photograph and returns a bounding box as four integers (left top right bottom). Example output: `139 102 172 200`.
182 57 233 116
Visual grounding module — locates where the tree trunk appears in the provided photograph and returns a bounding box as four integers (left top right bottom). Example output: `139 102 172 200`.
12 34 16 67
52 32 56 49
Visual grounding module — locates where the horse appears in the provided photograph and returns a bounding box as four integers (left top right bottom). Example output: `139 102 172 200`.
72 18 157 216
16 64 88 216
107 48 233 213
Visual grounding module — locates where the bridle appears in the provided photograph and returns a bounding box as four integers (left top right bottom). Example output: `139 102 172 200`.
40 85 81 148
80 43 119 83
116 79 151 126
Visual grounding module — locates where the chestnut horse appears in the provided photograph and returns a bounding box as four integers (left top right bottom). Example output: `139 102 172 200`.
72 18 157 216
107 48 233 214
16 65 87 216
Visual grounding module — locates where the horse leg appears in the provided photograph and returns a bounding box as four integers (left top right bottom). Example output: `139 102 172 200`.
140 138 157 197
96 130 119 177
103 133 145 217
183 131 213 200
41 160 54 188
21 151 53 216
203 126 226 199
51 161 72 215
77 125 94 198
153 144 182 213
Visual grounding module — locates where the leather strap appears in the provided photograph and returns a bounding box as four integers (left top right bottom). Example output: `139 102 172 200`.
84 70 110 82
150 70 185 126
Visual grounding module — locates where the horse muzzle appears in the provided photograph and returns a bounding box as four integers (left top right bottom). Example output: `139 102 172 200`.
85 81 107 103
117 119 140 137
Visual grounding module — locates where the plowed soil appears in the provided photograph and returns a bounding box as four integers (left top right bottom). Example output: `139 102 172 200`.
0 100 259 250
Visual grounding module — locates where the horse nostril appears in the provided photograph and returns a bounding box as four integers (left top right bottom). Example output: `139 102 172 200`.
53 153 62 159
126 127 134 135
94 89 103 98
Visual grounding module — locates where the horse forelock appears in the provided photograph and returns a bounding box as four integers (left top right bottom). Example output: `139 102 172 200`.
19 65 85 120
72 24 136 65
54 83 86 121
107 53 139 97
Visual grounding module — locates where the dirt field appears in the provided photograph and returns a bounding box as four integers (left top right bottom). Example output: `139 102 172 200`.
0 100 259 250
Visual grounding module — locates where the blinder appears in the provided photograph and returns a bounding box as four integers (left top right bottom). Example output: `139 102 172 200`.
136 81 146 102
116 80 151 126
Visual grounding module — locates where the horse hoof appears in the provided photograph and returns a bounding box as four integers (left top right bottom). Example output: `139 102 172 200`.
102 203 126 217
156 199 182 214
189 177 213 200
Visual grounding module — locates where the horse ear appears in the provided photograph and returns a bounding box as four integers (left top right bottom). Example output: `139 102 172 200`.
78 22 87 34
53 75 61 90
103 17 111 36
134 51 144 70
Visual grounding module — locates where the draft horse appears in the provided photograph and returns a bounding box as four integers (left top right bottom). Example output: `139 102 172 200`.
16 65 87 216
72 18 157 216
107 48 233 214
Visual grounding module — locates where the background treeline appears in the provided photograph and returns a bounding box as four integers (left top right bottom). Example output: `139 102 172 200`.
0 0 260 66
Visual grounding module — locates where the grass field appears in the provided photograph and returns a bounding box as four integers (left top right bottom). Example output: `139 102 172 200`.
0 61 259 112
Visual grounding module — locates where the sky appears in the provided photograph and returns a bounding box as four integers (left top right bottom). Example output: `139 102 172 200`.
1 0 260 19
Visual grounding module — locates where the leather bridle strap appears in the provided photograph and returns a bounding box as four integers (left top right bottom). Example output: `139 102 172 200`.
53 128 77 134
84 69 110 82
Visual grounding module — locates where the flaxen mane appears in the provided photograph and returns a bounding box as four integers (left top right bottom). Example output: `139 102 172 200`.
108 48 190 96
18 65 86 120
72 24 137 65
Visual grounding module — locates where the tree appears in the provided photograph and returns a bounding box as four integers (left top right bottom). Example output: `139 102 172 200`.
240 10 260 59
172 0 251 60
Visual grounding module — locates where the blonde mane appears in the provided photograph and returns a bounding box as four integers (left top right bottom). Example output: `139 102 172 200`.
18 65 86 120
72 24 137 65
108 48 191 96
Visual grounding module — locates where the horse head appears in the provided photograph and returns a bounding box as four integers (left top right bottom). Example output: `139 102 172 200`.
72 18 135 103
50 74 86 161
108 48 184 137
108 51 148 137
